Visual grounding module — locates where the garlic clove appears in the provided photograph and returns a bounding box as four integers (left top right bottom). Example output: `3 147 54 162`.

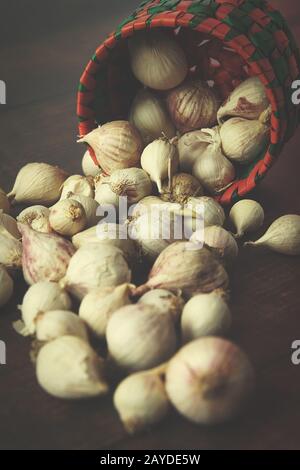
20 281 72 335
65 193 99 227
191 225 239 266
82 150 101 177
0 233 23 273
186 196 225 227
138 289 184 323
49 199 87 237
0 265 14 308
181 292 231 342
229 199 264 238
0 211 21 239
104 168 152 205
36 335 109 399
244 214 300 256
0 187 10 214
35 310 89 343
17 205 52 234
160 173 204 205
129 30 187 91
60 174 94 200
177 130 211 172
165 337 255 424
7 163 68 205
18 223 75 285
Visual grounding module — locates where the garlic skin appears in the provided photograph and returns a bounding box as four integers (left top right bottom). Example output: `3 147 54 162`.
129 30 187 91
60 175 94 200
103 168 152 204
218 77 269 123
244 215 300 256
167 80 218 133
129 89 175 144
134 242 229 299
0 233 22 273
106 304 177 371
193 129 235 194
82 150 101 177
7 163 68 205
177 130 211 172
20 281 72 334
191 226 239 266
79 284 132 338
0 211 21 239
18 223 75 285
49 199 87 237
78 121 143 175
36 336 109 399
165 337 255 424
138 289 184 323
229 199 264 238
17 206 52 234
114 365 169 434
0 187 10 213
141 138 179 193
130 196 167 220
181 292 231 342
94 180 120 209
220 116 269 164
35 310 89 343
62 243 131 300
186 197 225 227
161 173 203 205
0 266 14 308
65 193 99 227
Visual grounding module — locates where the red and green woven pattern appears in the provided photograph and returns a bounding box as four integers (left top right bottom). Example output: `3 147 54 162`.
77 0 300 205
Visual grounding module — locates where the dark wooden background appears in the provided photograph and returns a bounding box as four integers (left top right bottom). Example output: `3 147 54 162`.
0 0 300 450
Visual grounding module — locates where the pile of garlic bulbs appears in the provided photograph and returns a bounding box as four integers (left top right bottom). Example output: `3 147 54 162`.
1 29 300 436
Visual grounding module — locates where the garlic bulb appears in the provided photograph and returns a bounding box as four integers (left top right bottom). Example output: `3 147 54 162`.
138 289 184 323
82 150 101 177
220 116 269 164
17 206 52 233
60 175 94 200
166 337 255 424
65 193 99 227
102 168 152 205
161 173 203 205
94 180 120 209
0 233 22 273
193 128 235 194
134 242 229 299
244 214 300 256
62 243 131 300
141 137 179 193
18 223 75 285
35 310 89 342
78 121 143 175
0 211 21 239
191 226 238 266
0 187 10 213
20 281 72 334
106 304 177 371
36 336 109 399
186 196 225 227
114 364 169 434
0 266 14 308
177 130 211 172
229 199 264 238
7 163 68 205
129 89 175 144
79 284 132 338
130 196 167 220
181 292 231 342
49 199 87 237
129 30 187 91
218 77 269 123
167 80 218 133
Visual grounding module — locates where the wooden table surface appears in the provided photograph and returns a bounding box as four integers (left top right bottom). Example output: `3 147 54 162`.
0 0 300 450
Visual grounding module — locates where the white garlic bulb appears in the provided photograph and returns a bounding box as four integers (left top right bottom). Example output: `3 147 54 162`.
20 281 72 334
62 243 131 300
130 196 167 220
114 364 169 434
0 233 22 273
129 89 175 144
36 336 109 399
193 128 235 194
181 292 231 342
0 187 10 213
35 310 89 343
94 180 120 209
106 304 177 372
0 266 14 308
129 30 187 91
218 77 269 123
191 225 238 266
141 137 179 193
177 130 211 172
78 121 143 175
229 199 264 238
82 150 101 177
167 80 218 133
65 193 99 227
138 289 184 323
166 337 255 424
161 173 203 205
60 175 94 200
102 168 152 205
79 284 132 338
0 211 21 239
7 163 68 205
186 196 225 227
244 214 300 256
17 206 52 233
49 199 87 237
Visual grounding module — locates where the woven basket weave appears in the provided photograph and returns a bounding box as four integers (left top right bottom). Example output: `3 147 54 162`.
77 0 300 205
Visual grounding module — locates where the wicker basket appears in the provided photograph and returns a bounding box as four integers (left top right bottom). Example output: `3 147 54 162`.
77 0 300 205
